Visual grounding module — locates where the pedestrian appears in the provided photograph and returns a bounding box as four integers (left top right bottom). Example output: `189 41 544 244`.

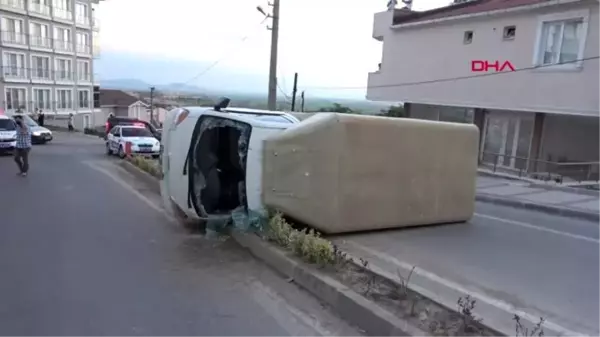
68 113 74 132
37 109 45 127
13 115 32 177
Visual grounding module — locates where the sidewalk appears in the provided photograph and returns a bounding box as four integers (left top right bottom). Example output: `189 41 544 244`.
476 174 599 220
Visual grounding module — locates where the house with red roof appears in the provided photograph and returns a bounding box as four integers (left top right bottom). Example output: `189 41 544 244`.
368 0 599 182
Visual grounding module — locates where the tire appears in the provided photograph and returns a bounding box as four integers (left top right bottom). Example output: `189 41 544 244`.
106 143 113 155
118 145 125 159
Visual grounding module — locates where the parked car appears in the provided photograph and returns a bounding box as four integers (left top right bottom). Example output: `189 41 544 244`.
11 113 53 144
0 115 16 154
105 117 161 141
106 125 160 158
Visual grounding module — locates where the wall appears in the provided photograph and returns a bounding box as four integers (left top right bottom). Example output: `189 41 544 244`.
540 114 599 162
368 1 599 116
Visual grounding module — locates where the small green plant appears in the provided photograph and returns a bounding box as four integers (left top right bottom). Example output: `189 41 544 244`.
514 315 545 337
128 155 160 178
396 266 415 299
265 211 334 265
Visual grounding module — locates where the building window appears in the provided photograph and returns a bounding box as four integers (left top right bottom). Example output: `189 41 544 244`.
77 59 90 81
56 89 73 109
78 89 90 108
29 22 51 48
31 55 51 80
33 88 52 110
55 58 73 80
1 17 25 44
54 26 72 51
5 87 26 110
30 0 51 16
2 52 26 78
53 0 73 19
503 26 516 40
75 2 89 25
463 30 473 44
538 19 583 66
76 31 90 53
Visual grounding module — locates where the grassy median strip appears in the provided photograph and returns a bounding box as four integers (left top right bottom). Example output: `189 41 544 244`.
126 155 162 179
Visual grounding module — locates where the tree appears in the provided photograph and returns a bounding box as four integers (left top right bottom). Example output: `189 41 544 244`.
318 103 354 114
378 105 406 118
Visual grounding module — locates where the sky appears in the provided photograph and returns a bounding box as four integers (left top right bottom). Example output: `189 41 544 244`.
95 0 451 98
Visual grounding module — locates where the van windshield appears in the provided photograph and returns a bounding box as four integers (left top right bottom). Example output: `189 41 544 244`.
0 119 16 131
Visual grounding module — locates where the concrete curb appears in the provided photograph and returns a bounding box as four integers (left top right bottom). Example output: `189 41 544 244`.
476 193 599 221
230 231 428 336
478 170 599 197
118 159 161 195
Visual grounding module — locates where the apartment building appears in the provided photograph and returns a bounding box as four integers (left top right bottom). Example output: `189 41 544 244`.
0 0 101 129
368 0 599 182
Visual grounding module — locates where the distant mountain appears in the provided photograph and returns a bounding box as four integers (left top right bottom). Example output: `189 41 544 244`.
99 78 206 94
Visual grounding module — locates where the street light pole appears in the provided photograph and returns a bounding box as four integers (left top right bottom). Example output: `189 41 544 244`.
149 86 155 125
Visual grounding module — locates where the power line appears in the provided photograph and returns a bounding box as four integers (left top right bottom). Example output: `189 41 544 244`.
303 56 600 90
181 18 269 85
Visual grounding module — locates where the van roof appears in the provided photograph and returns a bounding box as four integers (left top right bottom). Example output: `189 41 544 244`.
182 106 288 116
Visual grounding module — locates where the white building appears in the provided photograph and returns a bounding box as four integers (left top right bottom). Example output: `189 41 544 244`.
0 0 101 129
369 0 599 182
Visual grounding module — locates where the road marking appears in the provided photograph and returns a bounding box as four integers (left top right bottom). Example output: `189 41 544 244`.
474 213 599 244
344 240 588 337
83 161 177 224
249 280 335 336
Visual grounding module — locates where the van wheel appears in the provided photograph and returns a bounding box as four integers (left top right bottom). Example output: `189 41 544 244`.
118 146 126 158
106 143 113 155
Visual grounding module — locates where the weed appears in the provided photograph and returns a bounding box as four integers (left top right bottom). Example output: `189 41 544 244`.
357 257 376 296
396 266 415 299
457 295 483 334
514 315 545 337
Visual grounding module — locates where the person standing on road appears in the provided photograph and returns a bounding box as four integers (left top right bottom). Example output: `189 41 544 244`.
13 115 32 177
68 113 74 132
37 109 45 127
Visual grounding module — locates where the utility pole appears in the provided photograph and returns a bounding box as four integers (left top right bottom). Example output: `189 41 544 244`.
149 86 155 125
266 0 280 110
291 72 298 111
300 90 305 112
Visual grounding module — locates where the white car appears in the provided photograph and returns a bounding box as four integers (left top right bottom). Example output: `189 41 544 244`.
106 125 160 158
0 115 17 153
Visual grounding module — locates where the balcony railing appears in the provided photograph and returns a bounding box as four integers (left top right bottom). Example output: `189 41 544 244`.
29 2 50 15
2 66 27 79
0 0 24 10
53 8 72 20
30 68 52 80
55 40 73 52
55 70 73 81
78 73 91 82
30 35 51 48
76 15 90 25
1 31 27 45
76 44 90 54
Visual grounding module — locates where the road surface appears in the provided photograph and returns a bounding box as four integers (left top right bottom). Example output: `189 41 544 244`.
0 132 361 336
333 200 599 336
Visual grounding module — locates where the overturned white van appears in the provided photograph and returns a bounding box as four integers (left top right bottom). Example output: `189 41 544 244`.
161 99 479 234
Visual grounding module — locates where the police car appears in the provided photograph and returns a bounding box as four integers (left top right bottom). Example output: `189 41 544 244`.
0 115 16 153
106 125 161 158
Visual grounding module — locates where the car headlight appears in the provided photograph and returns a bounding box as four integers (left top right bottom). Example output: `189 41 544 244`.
33 131 41 136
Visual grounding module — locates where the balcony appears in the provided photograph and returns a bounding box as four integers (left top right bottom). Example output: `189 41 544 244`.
31 68 52 81
30 35 52 48
29 1 50 16
78 72 91 82
55 70 73 81
1 31 27 46
2 66 27 80
0 0 25 11
55 40 73 53
53 8 73 21
92 17 100 31
76 44 91 54
76 15 90 26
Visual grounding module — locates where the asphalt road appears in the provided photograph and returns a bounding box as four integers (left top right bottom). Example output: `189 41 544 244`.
0 132 361 336
333 199 599 336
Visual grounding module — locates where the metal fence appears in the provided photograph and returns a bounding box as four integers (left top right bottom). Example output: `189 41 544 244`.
480 152 599 183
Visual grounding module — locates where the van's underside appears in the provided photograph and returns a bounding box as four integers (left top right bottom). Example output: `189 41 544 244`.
188 116 251 218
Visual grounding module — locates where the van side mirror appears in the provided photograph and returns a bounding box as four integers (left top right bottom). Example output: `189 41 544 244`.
214 97 231 112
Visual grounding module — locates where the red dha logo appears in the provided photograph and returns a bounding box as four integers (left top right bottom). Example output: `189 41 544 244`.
471 60 516 72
